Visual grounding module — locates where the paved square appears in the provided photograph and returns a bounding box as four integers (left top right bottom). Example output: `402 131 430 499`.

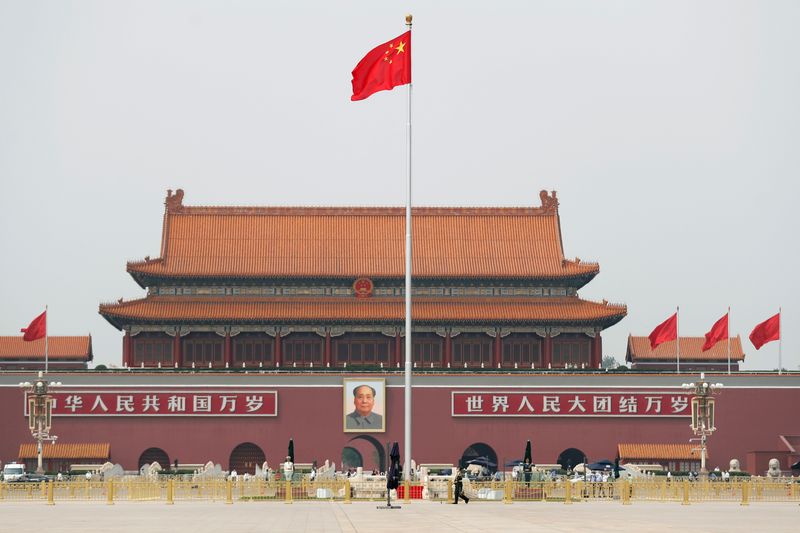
0 500 797 532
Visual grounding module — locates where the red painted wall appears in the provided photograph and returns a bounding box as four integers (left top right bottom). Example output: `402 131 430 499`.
1 381 797 474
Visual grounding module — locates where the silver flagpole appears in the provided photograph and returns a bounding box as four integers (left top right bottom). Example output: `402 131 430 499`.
45 304 49 374
727 306 731 375
778 307 782 375
403 13 413 481
676 306 680 374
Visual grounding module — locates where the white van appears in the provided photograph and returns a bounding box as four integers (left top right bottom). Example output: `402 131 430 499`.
2 462 25 481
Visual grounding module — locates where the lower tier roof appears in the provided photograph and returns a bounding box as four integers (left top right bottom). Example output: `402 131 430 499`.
99 296 627 330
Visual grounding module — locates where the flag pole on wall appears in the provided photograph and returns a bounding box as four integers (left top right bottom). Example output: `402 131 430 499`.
676 306 680 373
350 14 414 480
402 13 414 482
45 304 49 374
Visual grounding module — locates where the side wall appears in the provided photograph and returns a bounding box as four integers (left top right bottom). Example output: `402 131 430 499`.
0 381 796 474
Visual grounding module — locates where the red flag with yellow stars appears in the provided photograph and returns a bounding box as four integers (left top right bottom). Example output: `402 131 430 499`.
351 31 411 101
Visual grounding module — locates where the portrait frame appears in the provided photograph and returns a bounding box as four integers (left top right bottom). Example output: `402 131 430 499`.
343 378 386 433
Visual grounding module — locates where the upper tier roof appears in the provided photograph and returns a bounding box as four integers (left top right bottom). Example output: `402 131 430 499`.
0 336 92 361
126 189 600 283
626 335 745 362
99 296 626 329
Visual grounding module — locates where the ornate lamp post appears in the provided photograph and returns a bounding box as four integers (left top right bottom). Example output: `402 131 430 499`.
682 373 723 477
19 372 61 474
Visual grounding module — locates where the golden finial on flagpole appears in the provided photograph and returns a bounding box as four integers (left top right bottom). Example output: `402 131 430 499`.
406 14 412 27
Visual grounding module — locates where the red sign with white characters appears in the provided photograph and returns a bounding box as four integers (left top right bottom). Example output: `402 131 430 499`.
452 391 690 417
25 389 277 417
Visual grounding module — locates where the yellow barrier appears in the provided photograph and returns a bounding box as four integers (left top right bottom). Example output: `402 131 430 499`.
403 480 410 503
1 476 798 505
284 480 292 504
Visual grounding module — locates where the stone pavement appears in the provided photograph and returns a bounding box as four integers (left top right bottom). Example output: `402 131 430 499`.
0 500 797 532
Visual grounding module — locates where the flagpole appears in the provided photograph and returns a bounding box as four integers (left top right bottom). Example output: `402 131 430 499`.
778 307 782 375
727 306 731 375
45 304 49 375
403 13 413 482
676 306 680 374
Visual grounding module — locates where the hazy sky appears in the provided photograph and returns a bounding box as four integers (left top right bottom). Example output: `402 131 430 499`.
1 1 798 371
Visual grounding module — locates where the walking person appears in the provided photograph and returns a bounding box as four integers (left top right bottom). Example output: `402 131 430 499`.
453 467 469 504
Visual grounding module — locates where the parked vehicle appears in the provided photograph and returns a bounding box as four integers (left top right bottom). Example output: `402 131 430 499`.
12 473 50 483
2 462 26 482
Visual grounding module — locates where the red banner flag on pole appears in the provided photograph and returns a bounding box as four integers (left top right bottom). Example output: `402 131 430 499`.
648 313 678 350
351 31 411 101
749 313 780 350
702 313 729 351
21 310 47 342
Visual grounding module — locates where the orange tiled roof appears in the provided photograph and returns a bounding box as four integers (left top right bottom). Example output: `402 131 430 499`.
618 444 704 461
18 443 110 460
626 336 745 362
0 336 92 361
126 190 599 280
100 296 626 325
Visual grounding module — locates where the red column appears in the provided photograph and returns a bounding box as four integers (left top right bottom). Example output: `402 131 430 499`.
324 332 331 367
224 332 232 368
591 333 602 369
274 332 282 367
123 331 132 367
543 334 553 369
173 332 183 368
493 331 502 368
444 332 452 368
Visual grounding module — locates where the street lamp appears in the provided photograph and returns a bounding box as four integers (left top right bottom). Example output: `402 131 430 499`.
681 373 723 477
19 372 61 475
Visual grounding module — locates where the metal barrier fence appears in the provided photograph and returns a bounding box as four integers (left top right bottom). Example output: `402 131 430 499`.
0 478 797 505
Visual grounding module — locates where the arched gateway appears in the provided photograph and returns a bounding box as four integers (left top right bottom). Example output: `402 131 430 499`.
459 442 498 471
229 442 265 474
557 448 587 471
138 447 170 470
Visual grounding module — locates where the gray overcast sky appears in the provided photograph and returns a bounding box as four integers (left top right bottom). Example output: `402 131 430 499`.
1 1 798 371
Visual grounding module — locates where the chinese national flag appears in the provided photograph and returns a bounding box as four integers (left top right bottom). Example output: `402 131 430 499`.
21 310 47 342
749 313 780 350
351 31 411 101
648 313 678 349
702 313 729 351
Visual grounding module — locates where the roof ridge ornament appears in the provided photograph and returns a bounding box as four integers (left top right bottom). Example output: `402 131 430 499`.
165 189 185 212
539 190 558 214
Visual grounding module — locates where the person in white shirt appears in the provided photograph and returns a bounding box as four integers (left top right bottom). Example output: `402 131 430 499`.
283 456 294 482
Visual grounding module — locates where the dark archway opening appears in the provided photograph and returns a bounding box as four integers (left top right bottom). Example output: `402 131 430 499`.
557 447 587 471
229 442 266 474
342 447 363 470
345 435 386 472
459 442 498 470
138 447 170 470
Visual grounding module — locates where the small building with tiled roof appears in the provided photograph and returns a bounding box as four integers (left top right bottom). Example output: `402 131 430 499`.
626 336 745 372
18 443 109 474
100 189 626 370
0 336 92 370
618 443 703 472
